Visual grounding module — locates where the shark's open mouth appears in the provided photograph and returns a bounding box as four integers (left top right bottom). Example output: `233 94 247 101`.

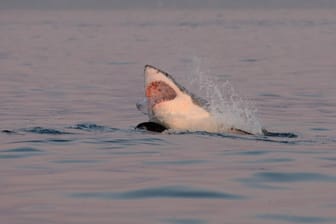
146 81 177 107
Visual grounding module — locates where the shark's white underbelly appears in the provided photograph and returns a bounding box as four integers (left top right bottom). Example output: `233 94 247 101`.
151 95 218 132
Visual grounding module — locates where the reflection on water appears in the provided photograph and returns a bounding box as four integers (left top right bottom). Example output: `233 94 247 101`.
1 8 336 224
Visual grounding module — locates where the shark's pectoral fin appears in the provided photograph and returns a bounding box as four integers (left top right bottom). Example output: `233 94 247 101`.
136 122 167 133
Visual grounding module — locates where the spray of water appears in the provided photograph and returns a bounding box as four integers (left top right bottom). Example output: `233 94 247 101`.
184 58 263 135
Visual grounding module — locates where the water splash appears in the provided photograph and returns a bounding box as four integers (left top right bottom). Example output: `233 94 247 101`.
136 98 149 115
184 58 263 134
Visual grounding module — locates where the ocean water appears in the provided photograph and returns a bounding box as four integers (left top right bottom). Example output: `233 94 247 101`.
1 9 336 224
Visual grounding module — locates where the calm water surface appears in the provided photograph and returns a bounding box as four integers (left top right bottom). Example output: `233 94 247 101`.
0 9 336 224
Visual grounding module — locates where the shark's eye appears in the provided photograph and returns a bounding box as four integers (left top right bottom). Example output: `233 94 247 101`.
146 81 177 106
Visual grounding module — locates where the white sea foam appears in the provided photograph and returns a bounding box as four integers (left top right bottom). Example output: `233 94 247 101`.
184 58 263 135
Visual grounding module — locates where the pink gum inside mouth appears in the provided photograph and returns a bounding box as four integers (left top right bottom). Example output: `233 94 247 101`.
145 81 177 106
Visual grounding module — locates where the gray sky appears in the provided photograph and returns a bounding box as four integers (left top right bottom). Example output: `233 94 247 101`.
0 0 335 10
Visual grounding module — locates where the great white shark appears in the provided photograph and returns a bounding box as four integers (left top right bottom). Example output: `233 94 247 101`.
136 65 296 137
136 65 256 134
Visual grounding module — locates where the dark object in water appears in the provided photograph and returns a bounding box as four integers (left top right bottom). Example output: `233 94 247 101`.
2 130 16 134
136 122 167 133
262 129 298 138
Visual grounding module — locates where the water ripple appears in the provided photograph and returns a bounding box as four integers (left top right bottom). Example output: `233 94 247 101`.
2 147 42 153
12 138 74 144
70 186 245 200
2 122 322 148
101 137 166 145
245 158 295 163
253 172 336 182
145 160 206 166
257 214 336 223
0 147 43 159
238 172 336 189
164 218 206 224
53 159 100 164
173 131 298 144
69 123 118 132
23 127 72 135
